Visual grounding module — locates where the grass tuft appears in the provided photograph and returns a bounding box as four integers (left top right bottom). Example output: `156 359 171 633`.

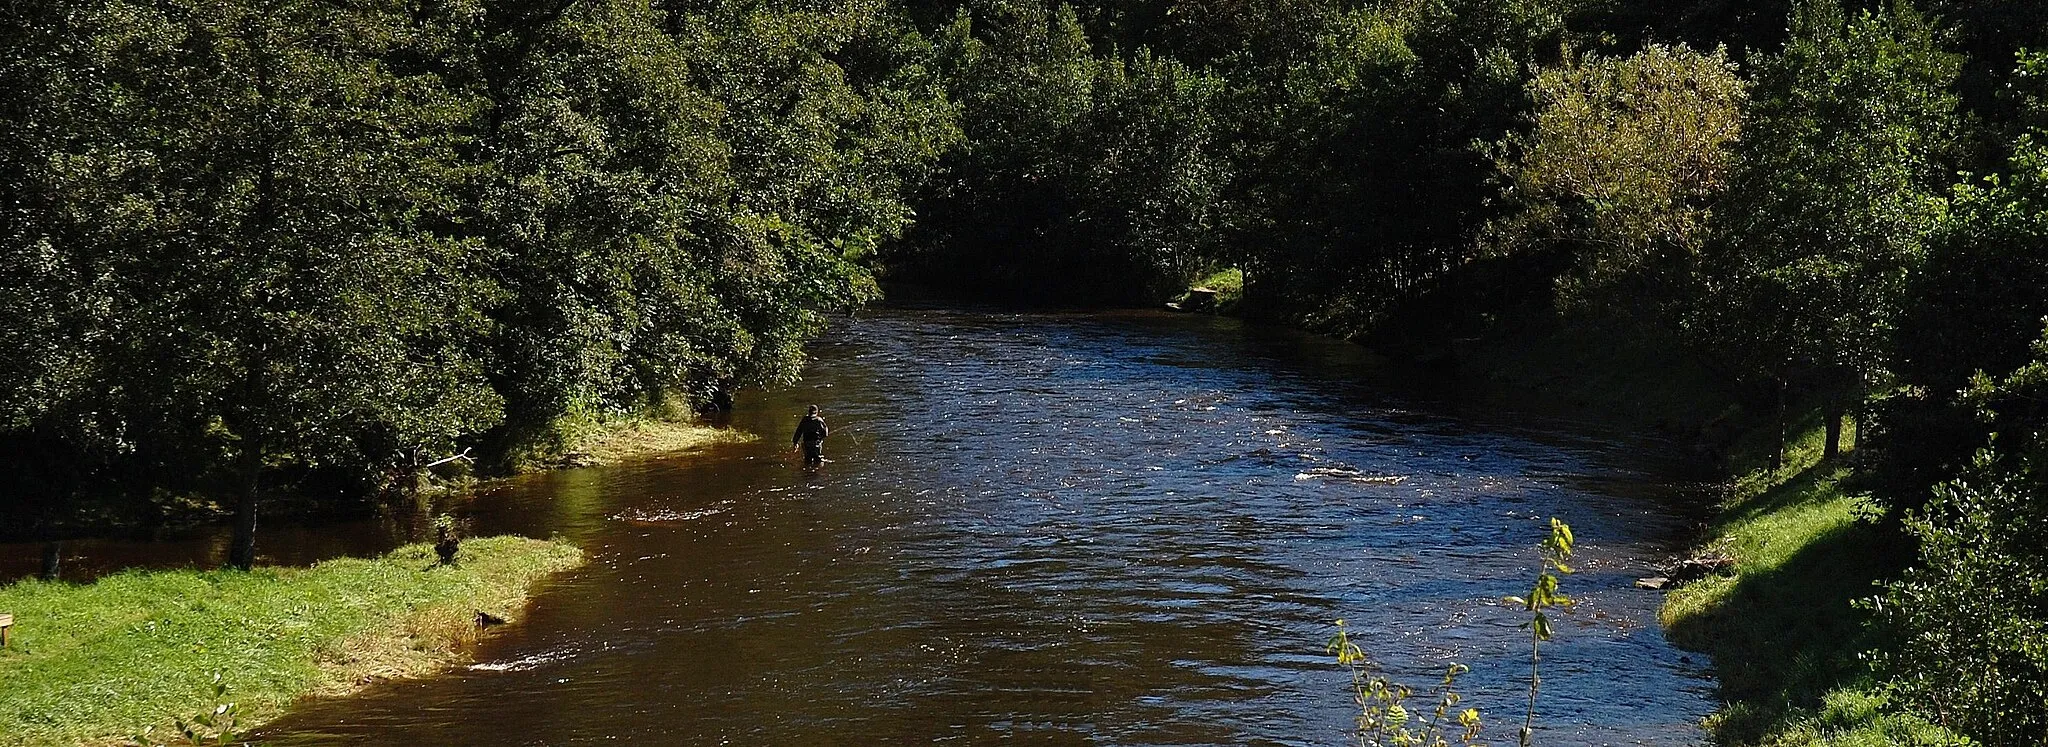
1192 267 1243 302
0 536 583 746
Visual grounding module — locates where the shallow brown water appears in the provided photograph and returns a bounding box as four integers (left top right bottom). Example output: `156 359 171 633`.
14 308 1716 744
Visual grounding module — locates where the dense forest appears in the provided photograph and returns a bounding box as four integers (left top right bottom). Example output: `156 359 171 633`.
6 0 2048 742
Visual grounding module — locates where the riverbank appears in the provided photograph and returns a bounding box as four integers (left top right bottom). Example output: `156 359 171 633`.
0 536 583 746
1 410 750 555
1437 320 1965 744
541 415 754 470
500 405 757 473
1654 426 1965 745
1217 272 1946 744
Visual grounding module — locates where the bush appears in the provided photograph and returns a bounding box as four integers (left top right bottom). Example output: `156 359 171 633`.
1858 386 1985 517
1875 452 2048 745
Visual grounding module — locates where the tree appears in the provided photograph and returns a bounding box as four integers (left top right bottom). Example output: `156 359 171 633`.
1064 48 1228 298
465 0 955 464
6 0 504 567
1921 0 2048 136
1877 327 2048 744
1897 56 2048 393
1699 0 1961 464
1493 44 1747 320
0 0 959 543
1874 53 2048 509
1219 0 1579 330
895 1 1226 303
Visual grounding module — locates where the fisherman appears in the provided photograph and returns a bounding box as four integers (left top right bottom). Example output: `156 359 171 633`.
792 405 830 468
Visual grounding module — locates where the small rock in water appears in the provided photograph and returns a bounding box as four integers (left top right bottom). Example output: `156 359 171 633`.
1635 577 1671 590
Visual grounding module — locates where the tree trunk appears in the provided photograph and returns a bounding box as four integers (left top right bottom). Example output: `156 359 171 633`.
1849 400 1866 465
1823 395 1844 462
229 19 275 574
228 440 262 571
39 541 61 581
1771 378 1787 471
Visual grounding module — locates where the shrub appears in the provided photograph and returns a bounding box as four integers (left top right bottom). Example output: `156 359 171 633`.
1874 451 2048 745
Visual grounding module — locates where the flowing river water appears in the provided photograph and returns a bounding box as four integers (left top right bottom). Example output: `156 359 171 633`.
13 308 1718 744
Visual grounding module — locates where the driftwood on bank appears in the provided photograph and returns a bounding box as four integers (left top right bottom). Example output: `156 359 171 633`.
1636 549 1737 590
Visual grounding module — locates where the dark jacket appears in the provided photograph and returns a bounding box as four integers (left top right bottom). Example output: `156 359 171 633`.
793 415 829 445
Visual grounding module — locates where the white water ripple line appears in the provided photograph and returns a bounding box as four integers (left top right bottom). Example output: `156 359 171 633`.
1293 466 1408 484
609 501 736 523
468 646 579 672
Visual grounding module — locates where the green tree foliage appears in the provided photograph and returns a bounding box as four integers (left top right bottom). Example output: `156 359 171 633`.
1900 138 2048 391
1224 0 1579 329
894 1 1225 303
2 0 505 566
1075 49 1228 294
892 0 1588 318
1493 43 1747 315
1894 53 2048 392
1868 54 2048 509
1877 332 2048 745
1696 0 1961 460
1921 0 2048 135
467 0 738 445
466 0 954 456
0 0 952 560
1222 4 1431 321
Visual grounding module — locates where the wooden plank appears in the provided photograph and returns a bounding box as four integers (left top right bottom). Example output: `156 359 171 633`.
0 612 11 648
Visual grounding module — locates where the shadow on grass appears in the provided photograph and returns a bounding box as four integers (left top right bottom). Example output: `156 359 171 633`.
1667 502 1900 744
1717 463 1835 528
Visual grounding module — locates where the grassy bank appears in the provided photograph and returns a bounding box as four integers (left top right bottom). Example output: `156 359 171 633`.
557 416 754 468
1429 320 1962 744
502 400 755 473
1658 425 1964 745
0 536 583 746
1170 268 1244 313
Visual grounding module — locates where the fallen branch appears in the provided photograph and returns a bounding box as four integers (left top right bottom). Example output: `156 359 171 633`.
422 448 473 469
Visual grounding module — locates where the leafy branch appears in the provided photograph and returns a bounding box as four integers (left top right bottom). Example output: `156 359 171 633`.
130 673 245 747
1503 518 1575 747
1327 620 1483 747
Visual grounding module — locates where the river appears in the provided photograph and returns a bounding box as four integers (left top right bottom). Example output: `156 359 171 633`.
15 308 1718 744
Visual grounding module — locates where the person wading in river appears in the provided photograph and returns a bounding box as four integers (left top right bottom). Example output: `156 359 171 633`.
792 405 830 468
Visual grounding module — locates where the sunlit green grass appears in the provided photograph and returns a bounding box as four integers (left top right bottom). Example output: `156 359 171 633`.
0 536 582 746
499 395 752 473
1661 425 1965 746
1192 267 1243 305
1172 267 1244 312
